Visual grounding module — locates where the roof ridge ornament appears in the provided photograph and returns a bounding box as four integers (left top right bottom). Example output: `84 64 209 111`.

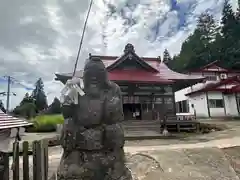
124 43 135 54
157 56 162 63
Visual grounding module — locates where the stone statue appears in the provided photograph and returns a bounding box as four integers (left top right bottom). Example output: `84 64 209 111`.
55 57 132 180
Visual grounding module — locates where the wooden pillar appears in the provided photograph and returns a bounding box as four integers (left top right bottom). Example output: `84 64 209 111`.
206 92 211 117
151 92 155 120
172 85 177 117
177 123 180 132
235 93 240 115
222 93 227 116
196 122 200 133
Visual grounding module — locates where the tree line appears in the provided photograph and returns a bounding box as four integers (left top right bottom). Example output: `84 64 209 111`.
164 0 240 72
12 78 61 118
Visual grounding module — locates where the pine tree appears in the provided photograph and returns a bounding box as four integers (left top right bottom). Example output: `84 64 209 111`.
20 93 34 106
163 49 172 64
169 12 219 71
197 13 218 43
221 0 237 38
32 78 48 112
235 1 240 38
47 97 61 114
167 0 240 71
184 13 217 69
219 0 240 68
13 93 37 118
237 0 240 20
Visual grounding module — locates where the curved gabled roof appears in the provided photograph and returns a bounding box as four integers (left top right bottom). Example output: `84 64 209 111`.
55 44 205 85
108 69 173 84
156 62 205 80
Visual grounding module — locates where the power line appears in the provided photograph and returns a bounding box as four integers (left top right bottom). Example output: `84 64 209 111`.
0 76 34 90
1 75 34 112
10 77 34 90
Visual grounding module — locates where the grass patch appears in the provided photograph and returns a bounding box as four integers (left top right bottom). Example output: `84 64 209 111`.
26 114 64 132
34 114 64 125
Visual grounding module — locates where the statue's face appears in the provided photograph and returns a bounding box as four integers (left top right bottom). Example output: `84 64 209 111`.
83 58 108 96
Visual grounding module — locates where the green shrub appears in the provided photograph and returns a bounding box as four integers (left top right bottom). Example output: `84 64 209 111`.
26 114 64 133
13 102 37 119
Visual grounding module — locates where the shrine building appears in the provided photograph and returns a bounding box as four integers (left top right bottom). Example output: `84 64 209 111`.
175 61 240 118
55 44 204 121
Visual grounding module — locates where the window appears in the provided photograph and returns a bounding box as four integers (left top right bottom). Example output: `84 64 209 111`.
155 97 163 104
164 97 174 109
164 97 173 104
209 99 224 108
176 100 189 113
206 76 217 81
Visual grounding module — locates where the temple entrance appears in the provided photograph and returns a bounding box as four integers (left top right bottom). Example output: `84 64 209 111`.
123 103 142 120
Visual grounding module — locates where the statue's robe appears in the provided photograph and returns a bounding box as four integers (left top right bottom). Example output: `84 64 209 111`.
57 82 132 180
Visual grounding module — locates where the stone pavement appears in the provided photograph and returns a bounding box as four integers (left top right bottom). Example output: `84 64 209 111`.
131 147 240 180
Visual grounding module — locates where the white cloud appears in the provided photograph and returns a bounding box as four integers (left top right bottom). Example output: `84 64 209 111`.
0 0 235 109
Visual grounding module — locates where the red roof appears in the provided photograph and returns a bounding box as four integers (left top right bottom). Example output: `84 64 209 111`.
156 62 204 80
100 55 204 81
55 59 204 83
108 69 173 83
0 110 32 130
190 60 239 73
185 76 240 96
55 44 205 84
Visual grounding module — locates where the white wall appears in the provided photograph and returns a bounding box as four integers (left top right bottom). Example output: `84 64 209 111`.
175 90 240 118
175 70 240 118
175 81 217 103
201 92 239 117
207 92 225 117
190 93 209 117
224 94 239 116
174 87 194 115
175 87 190 102
175 84 210 117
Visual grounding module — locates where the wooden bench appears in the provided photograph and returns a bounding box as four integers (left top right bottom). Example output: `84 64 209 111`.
161 120 200 132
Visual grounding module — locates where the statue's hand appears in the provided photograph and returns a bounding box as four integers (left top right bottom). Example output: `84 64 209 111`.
60 77 85 105
106 96 124 124
104 82 124 124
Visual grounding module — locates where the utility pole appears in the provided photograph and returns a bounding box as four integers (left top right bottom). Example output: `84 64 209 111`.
6 76 11 112
2 75 33 112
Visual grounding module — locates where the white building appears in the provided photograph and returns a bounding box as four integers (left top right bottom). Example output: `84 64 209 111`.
175 61 240 118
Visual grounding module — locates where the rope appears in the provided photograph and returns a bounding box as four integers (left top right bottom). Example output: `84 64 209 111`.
72 0 94 77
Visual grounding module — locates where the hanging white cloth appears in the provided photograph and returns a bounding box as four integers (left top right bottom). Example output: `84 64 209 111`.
60 77 85 104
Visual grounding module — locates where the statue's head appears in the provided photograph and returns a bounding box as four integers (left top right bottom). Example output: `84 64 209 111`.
83 56 109 95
